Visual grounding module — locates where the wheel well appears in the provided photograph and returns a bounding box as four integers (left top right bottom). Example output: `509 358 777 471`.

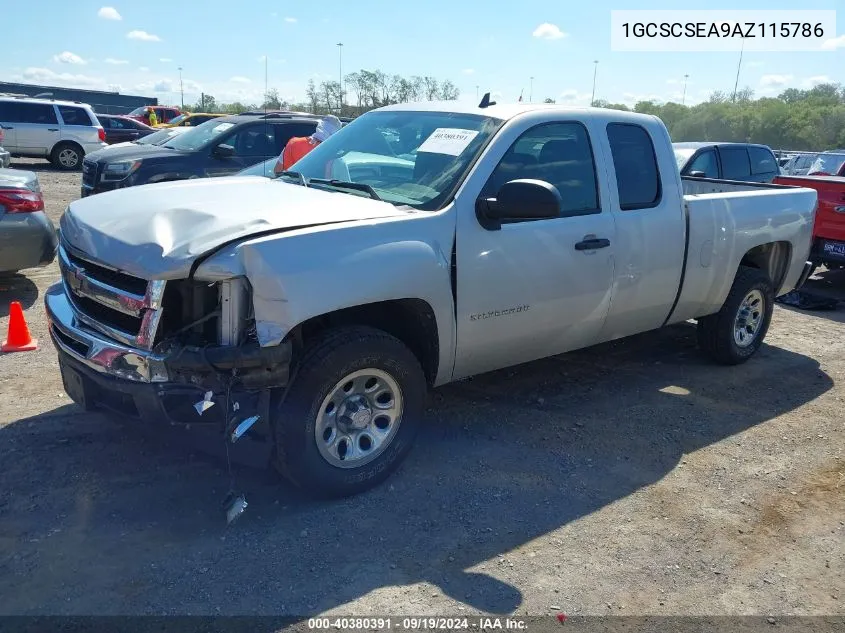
739 241 791 290
291 299 440 384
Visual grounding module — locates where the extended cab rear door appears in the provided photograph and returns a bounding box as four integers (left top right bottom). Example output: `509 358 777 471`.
453 113 617 379
592 118 686 343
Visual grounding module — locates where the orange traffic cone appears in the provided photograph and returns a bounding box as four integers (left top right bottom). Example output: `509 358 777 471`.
2 301 38 353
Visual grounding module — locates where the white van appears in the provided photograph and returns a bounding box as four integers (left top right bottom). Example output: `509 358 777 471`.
0 96 107 170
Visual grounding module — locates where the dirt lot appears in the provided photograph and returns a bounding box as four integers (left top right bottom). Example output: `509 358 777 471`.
0 158 842 617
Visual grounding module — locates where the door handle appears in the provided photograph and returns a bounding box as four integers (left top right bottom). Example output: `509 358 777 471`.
47 128 59 132
574 237 611 251
3 126 13 130
835 206 845 214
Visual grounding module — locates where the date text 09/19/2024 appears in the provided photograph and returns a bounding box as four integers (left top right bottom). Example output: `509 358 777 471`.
307 617 530 630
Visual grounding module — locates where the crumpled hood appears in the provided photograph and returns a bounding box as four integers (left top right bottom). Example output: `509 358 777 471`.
60 176 407 279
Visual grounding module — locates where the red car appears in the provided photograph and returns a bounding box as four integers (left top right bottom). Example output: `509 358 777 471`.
775 174 845 271
126 105 182 126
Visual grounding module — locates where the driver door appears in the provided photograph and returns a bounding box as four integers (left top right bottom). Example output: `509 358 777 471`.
453 120 617 379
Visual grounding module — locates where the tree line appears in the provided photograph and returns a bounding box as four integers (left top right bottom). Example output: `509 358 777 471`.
187 68 460 118
584 83 845 151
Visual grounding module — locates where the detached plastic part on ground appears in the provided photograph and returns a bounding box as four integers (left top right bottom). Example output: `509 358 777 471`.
776 289 840 311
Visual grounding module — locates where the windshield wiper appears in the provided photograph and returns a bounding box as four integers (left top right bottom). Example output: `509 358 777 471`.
280 170 308 187
309 178 381 201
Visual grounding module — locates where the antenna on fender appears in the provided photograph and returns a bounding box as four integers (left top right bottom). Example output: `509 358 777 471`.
478 92 496 108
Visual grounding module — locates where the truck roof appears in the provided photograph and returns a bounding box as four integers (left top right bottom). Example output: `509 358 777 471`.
378 100 656 124
673 141 771 150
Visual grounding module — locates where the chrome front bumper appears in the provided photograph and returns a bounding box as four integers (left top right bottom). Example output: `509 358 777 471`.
45 283 168 383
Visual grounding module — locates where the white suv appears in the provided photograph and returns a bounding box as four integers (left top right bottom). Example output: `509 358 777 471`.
0 97 107 170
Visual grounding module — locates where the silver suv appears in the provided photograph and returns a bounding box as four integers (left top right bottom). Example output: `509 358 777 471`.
0 97 107 170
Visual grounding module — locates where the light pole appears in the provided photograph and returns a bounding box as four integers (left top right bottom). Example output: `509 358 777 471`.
682 73 689 105
732 35 745 101
178 66 184 109
337 42 344 115
591 60 598 106
529 76 534 103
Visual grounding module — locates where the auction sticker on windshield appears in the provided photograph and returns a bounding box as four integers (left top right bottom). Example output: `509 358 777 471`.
418 128 479 156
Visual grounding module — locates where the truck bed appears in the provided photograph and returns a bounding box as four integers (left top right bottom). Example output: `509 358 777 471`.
668 176 817 324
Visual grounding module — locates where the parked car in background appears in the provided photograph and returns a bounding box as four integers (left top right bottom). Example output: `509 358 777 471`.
97 114 156 145
80 113 318 197
0 97 106 170
0 126 9 168
807 151 845 177
674 142 780 183
156 112 225 128
0 168 57 274
781 152 819 176
49 102 817 497
126 105 182 126
775 174 845 273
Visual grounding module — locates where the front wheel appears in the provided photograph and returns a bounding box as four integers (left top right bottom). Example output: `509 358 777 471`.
272 326 426 498
697 266 774 365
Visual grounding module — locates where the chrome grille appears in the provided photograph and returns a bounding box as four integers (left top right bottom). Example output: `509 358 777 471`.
81 159 97 188
58 243 165 350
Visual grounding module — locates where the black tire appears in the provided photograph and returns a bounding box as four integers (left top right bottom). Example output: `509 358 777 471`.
50 142 83 171
697 266 774 365
273 326 426 498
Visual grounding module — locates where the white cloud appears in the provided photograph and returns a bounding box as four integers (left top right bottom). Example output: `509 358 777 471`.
746 60 765 68
22 67 104 90
821 34 845 50
802 75 833 88
760 74 793 87
97 6 122 20
558 89 592 105
160 58 172 63
532 23 567 40
53 51 86 65
666 77 693 86
153 79 174 92
284 17 297 23
622 92 662 105
104 57 128 65
463 68 475 75
127 30 161 42
139 66 150 72
230 76 251 84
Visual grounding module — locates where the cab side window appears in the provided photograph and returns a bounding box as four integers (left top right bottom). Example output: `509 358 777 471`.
481 122 600 217
687 150 718 178
606 123 661 210
719 147 751 180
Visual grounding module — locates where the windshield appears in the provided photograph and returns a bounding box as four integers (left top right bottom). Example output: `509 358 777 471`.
128 106 148 116
808 153 845 175
136 127 186 145
288 110 501 210
167 113 188 126
238 157 277 178
673 148 696 170
162 119 236 151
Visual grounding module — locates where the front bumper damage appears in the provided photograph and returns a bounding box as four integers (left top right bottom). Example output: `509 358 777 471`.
44 283 290 464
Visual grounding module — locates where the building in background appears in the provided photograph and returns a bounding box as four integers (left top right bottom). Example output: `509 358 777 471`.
0 82 157 114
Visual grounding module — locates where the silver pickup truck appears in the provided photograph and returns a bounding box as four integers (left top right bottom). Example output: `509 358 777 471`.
46 101 817 497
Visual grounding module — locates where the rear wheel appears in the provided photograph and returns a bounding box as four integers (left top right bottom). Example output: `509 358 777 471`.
697 266 774 365
50 142 83 171
272 326 426 498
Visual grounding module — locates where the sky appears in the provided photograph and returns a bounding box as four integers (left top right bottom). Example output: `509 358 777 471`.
2 0 843 108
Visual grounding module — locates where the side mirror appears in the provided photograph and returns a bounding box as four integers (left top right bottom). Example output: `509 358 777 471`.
213 143 236 158
688 170 706 178
476 179 561 230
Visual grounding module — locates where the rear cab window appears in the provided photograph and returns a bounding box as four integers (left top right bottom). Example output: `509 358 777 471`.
606 123 661 210
58 106 94 126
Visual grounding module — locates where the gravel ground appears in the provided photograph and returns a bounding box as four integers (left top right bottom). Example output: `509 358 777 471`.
0 158 842 617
